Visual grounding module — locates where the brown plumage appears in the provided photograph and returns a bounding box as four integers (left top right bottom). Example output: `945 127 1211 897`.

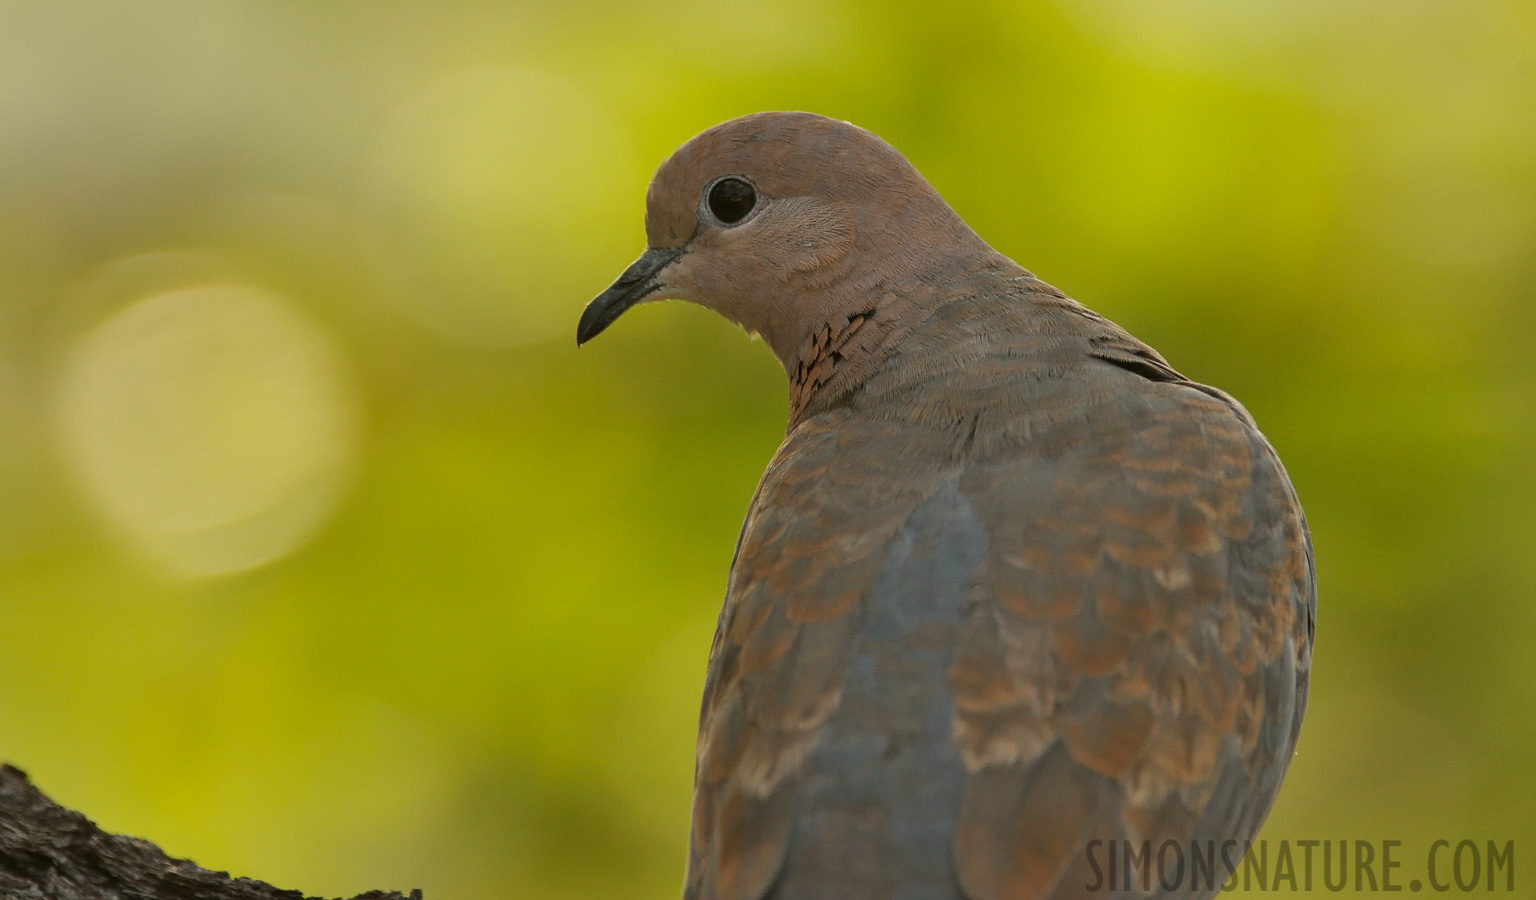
579 112 1314 900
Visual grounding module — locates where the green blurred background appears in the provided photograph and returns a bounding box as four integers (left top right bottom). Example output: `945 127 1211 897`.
1 1 1533 897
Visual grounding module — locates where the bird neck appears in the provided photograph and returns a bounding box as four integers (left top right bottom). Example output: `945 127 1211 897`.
786 306 881 423
782 247 1022 427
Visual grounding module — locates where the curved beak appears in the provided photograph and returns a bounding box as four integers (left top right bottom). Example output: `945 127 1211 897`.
576 247 682 345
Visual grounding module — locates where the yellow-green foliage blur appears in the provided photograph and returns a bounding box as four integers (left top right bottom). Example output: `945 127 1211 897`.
1 2 1533 898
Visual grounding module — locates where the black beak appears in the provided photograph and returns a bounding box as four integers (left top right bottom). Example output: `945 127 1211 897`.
577 247 682 345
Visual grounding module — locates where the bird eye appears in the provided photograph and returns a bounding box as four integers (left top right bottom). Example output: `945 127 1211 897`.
708 177 756 225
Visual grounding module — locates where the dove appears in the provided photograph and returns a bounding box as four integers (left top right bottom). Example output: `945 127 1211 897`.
578 111 1314 900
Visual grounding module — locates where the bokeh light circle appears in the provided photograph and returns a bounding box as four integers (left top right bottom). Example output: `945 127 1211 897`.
363 66 641 346
58 283 358 578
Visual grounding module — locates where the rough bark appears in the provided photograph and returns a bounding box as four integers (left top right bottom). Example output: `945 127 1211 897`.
0 765 421 900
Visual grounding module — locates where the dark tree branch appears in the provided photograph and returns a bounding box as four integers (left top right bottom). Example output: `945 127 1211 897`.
0 765 422 900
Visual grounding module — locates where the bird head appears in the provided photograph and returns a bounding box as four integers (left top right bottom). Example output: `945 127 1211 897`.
577 112 986 371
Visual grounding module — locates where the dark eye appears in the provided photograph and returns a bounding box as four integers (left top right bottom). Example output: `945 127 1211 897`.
708 177 756 224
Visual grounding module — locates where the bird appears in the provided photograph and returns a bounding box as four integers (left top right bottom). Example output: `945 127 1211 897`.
577 112 1314 900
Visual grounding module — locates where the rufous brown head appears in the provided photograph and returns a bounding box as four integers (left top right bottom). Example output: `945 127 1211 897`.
577 112 992 371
